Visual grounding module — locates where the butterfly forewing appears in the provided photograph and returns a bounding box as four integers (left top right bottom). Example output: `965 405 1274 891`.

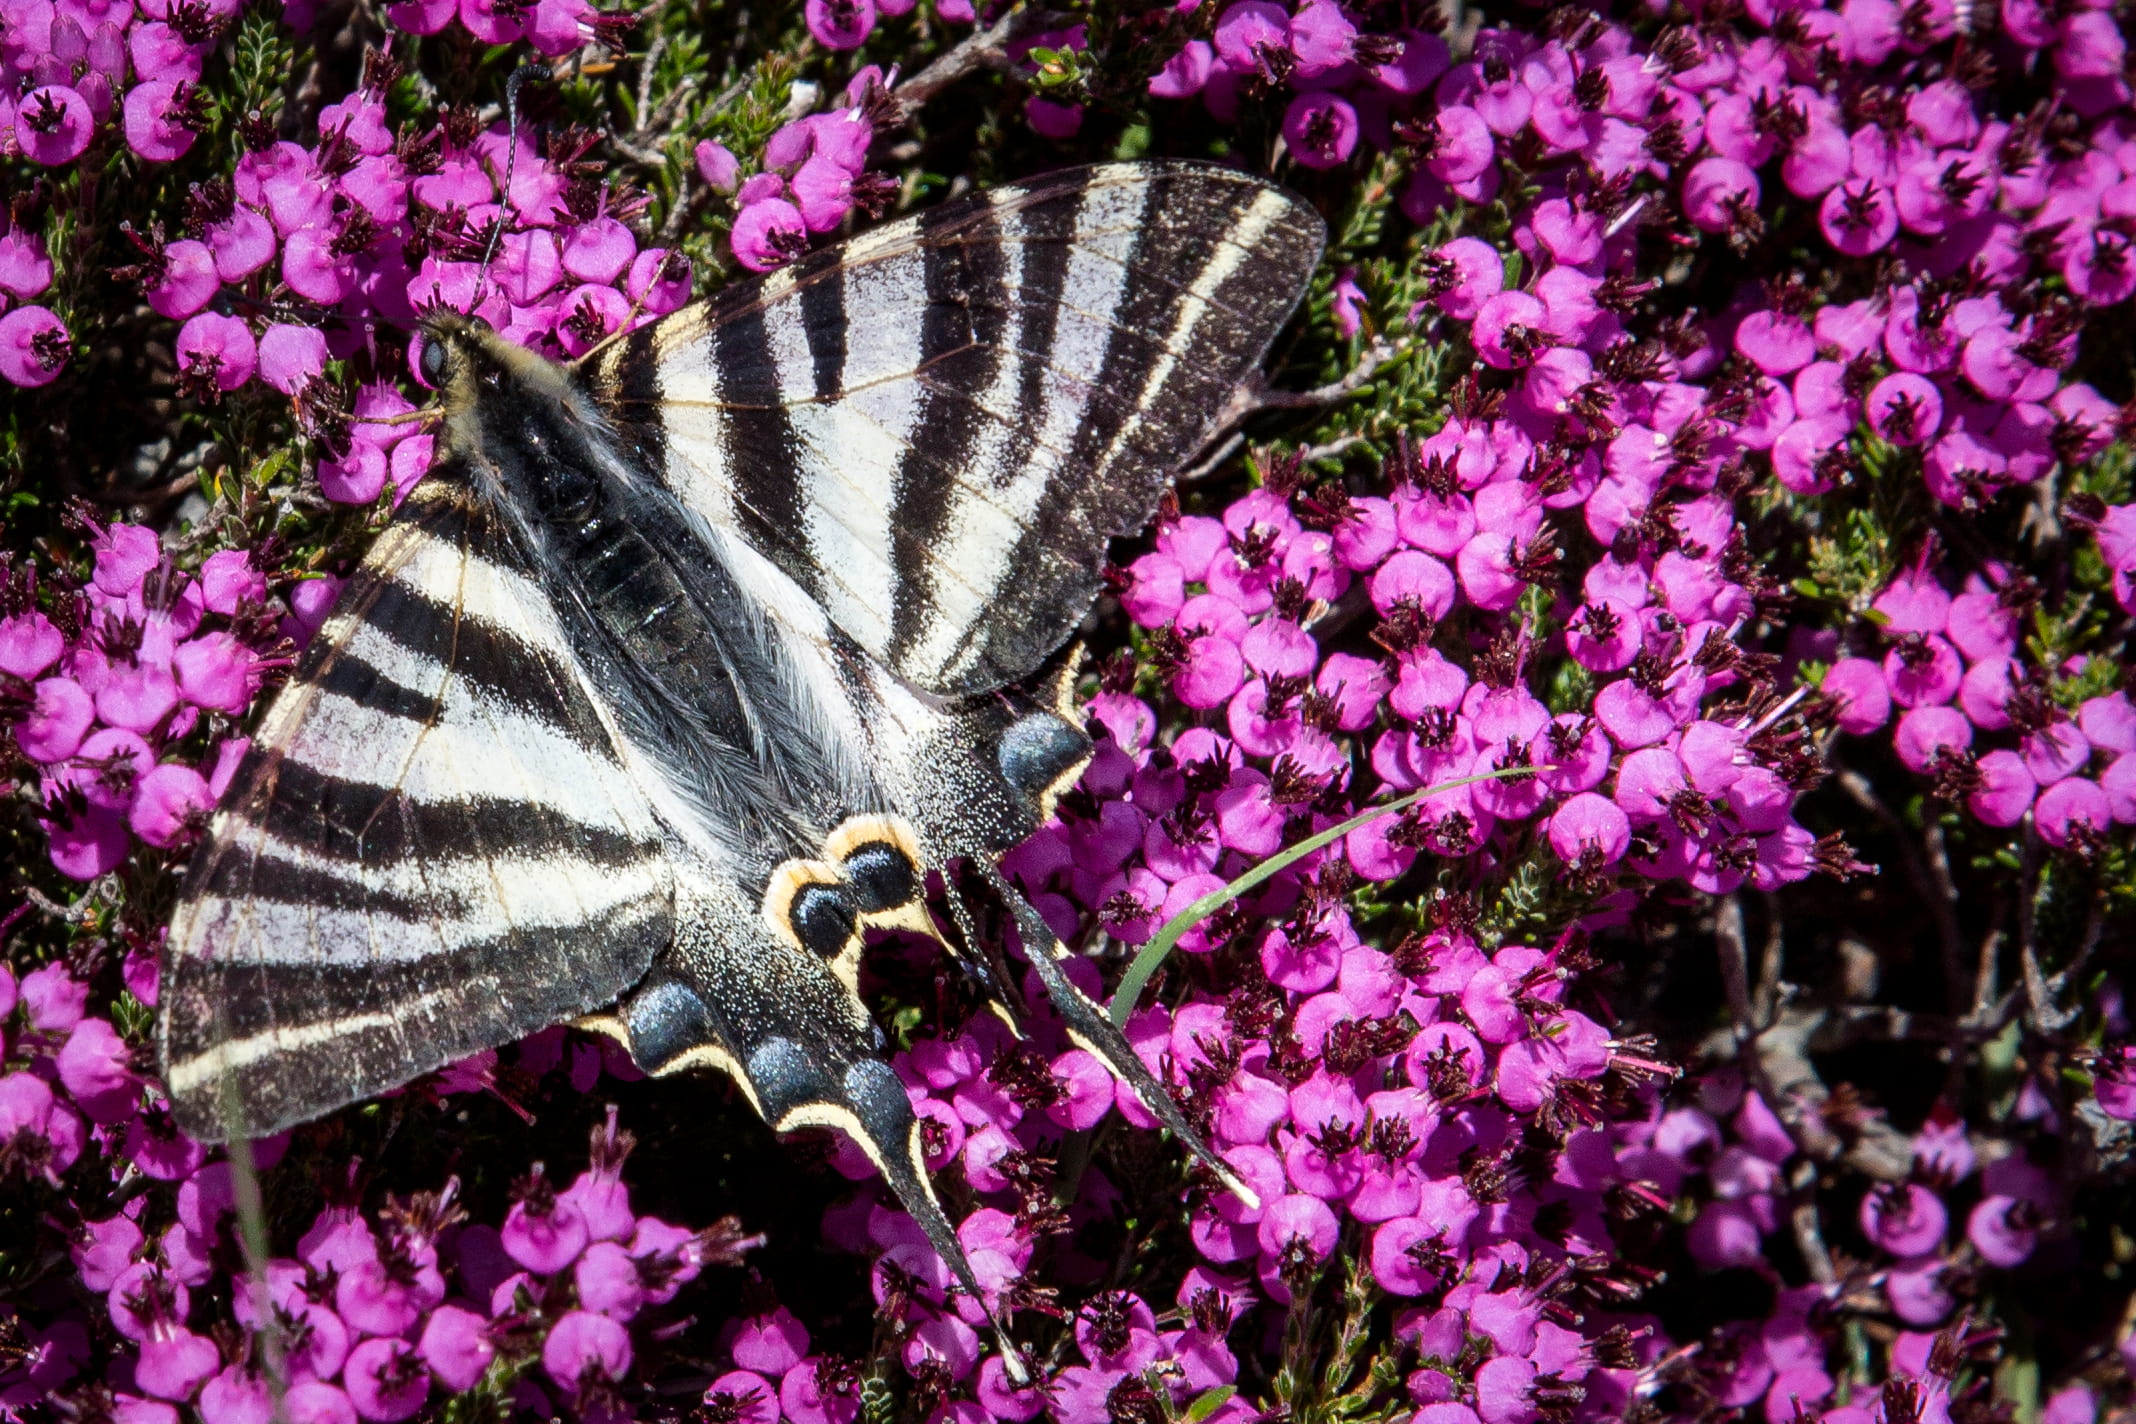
595 162 1326 696
161 477 676 1141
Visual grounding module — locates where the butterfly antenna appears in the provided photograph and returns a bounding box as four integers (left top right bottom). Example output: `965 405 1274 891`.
975 862 1260 1211
476 63 553 309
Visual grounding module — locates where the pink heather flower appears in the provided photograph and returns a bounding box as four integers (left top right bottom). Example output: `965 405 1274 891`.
319 439 389 505
1424 106 1495 185
1970 750 2037 826
175 313 258 395
0 304 70 387
417 1305 493 1392
1967 1196 2039 1267
1682 157 1758 234
282 1381 361 1424
1820 179 1898 255
1866 374 1944 447
574 1240 647 1319
1471 290 1548 369
0 610 62 679
1150 39 1214 99
1213 1 1288 73
628 249 693 316
1894 706 1972 773
1027 96 1083 140
543 1309 632 1392
123 80 198 161
17 85 92 164
57 1015 140 1120
342 1337 430 1422
199 1367 274 1424
1331 268 1366 340
2035 778 2109 848
146 239 219 319
695 139 741 192
1861 1182 1948 1256
733 196 808 272
562 216 637 285
501 1170 590 1273
1549 792 1631 866
733 1307 811 1374
127 762 212 846
1283 92 1358 170
1883 637 1962 708
258 323 329 395
135 1327 219 1402
556 284 632 357
705 1372 782 1424
805 0 873 48
0 229 54 298
1735 311 1814 375
781 1356 861 1424
1428 237 1504 320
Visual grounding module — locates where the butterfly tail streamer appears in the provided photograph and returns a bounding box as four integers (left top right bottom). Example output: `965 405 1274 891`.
837 1059 1032 1386
977 863 1260 1212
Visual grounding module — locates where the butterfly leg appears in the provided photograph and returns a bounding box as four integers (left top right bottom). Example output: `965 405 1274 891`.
972 863 1260 1211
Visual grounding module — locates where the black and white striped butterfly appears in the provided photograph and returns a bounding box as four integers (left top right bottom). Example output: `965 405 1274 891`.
158 161 1323 1361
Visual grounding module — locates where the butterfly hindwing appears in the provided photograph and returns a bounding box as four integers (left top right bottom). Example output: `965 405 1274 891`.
593 161 1327 696
161 476 676 1141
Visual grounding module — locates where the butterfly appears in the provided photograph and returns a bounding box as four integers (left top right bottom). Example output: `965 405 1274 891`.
159 161 1324 1365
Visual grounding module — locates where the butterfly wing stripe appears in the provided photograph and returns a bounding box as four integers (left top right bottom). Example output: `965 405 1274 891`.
186 845 669 966
924 181 1307 686
1090 185 1300 479
243 757 652 868
788 250 907 656
163 887 662 1104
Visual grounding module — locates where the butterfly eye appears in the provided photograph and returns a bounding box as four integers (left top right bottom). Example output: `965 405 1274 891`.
418 337 449 387
619 978 714 1076
788 882 858 958
841 841 918 912
997 713 1091 801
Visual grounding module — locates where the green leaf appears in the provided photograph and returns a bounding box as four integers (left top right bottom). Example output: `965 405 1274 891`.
1106 765 1543 1028
1184 1387 1238 1423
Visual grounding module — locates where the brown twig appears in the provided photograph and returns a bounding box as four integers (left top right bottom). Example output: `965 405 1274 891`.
894 4 1033 109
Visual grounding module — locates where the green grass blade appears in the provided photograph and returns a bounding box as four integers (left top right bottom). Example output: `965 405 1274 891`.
1106 765 1545 1028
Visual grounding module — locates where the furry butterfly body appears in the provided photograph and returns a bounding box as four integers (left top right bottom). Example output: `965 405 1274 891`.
159 161 1324 1358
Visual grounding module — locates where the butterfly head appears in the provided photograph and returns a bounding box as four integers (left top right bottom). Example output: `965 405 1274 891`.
418 312 600 465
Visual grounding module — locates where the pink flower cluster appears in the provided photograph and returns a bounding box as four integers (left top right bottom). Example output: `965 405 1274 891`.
1118 462 1830 904
794 899 1670 1424
2 84 693 504
0 0 235 174
709 76 899 275
2 519 325 880
1822 558 2136 844
1150 1 1451 170
0 949 731 1423
135 85 690 500
1162 0 2135 571
0 0 265 385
